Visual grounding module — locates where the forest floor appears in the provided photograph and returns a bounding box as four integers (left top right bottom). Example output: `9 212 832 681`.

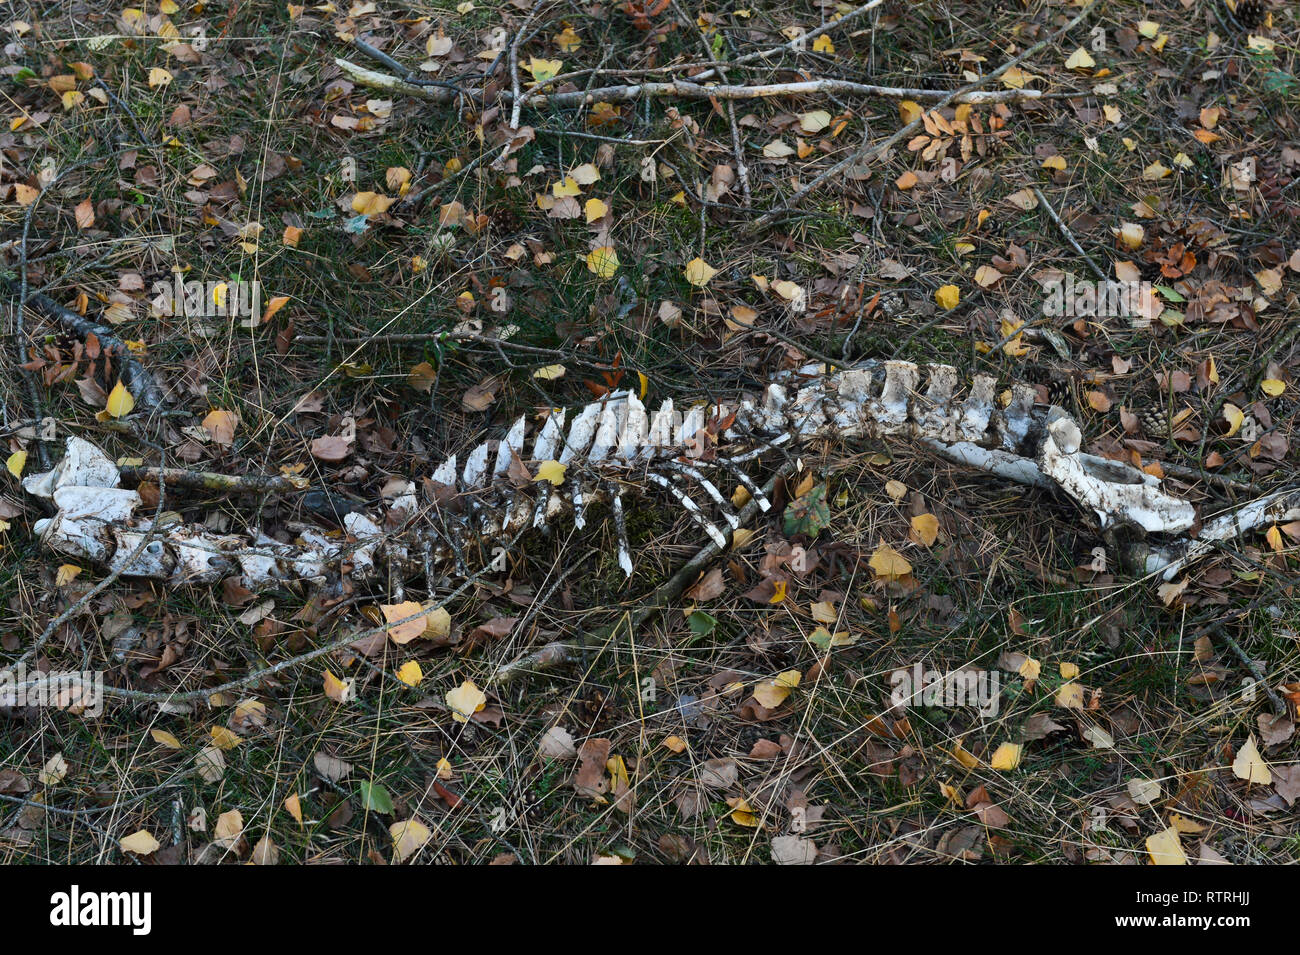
1 0 1299 865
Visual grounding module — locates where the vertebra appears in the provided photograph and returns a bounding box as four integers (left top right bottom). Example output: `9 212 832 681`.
25 360 1284 590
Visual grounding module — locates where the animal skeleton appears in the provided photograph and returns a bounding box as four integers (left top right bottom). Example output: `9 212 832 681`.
25 359 1300 591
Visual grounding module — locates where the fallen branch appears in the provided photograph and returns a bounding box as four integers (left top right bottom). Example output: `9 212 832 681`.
118 465 307 496
6 281 168 415
335 59 1058 109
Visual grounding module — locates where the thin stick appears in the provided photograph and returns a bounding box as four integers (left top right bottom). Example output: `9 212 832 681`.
1031 186 1105 281
674 0 751 205
1212 624 1288 716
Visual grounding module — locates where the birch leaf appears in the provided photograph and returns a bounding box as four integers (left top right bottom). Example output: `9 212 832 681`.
105 380 135 417
1233 734 1272 784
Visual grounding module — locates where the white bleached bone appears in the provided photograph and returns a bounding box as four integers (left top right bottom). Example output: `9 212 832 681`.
26 358 1283 590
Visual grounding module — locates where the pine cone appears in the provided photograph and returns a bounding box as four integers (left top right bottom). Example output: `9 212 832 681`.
1136 406 1170 439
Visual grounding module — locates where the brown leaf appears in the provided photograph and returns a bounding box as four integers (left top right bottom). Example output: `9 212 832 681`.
74 198 95 230
462 377 500 412
686 567 725 601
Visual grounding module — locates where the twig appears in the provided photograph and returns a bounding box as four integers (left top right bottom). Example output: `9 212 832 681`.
1211 623 1288 716
1031 186 1105 281
750 0 1101 229
674 0 750 205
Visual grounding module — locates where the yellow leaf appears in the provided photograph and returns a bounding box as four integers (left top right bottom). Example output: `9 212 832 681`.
552 176 581 197
728 796 758 827
1232 734 1272 784
201 409 238 446
798 109 832 134
1103 103 1122 124
55 564 82 587
390 818 432 862
423 605 451 641
1261 379 1286 397
586 246 619 279
1146 826 1187 865
147 67 173 88
950 741 981 769
261 295 291 323
534 459 566 485
533 364 566 380
209 726 241 750
812 34 834 54
869 544 912 578
119 830 161 855
1056 682 1085 708
1266 524 1284 553
899 100 923 124
322 669 353 703
1143 161 1171 180
395 660 423 686
768 579 787 604
447 680 486 722
989 742 1022 771
1059 662 1079 679
554 26 581 53
1116 222 1144 250
351 191 395 216
910 513 940 546
6 450 27 478
151 728 182 749
584 197 608 222
1000 66 1029 89
1018 656 1041 681
382 601 427 645
1136 19 1160 38
525 57 562 83
284 793 304 825
1041 155 1066 171
1223 403 1244 437
934 284 960 310
684 257 717 287
753 670 800 709
663 735 688 753
105 380 135 418
1064 47 1095 70
160 0 180 13
606 754 630 790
